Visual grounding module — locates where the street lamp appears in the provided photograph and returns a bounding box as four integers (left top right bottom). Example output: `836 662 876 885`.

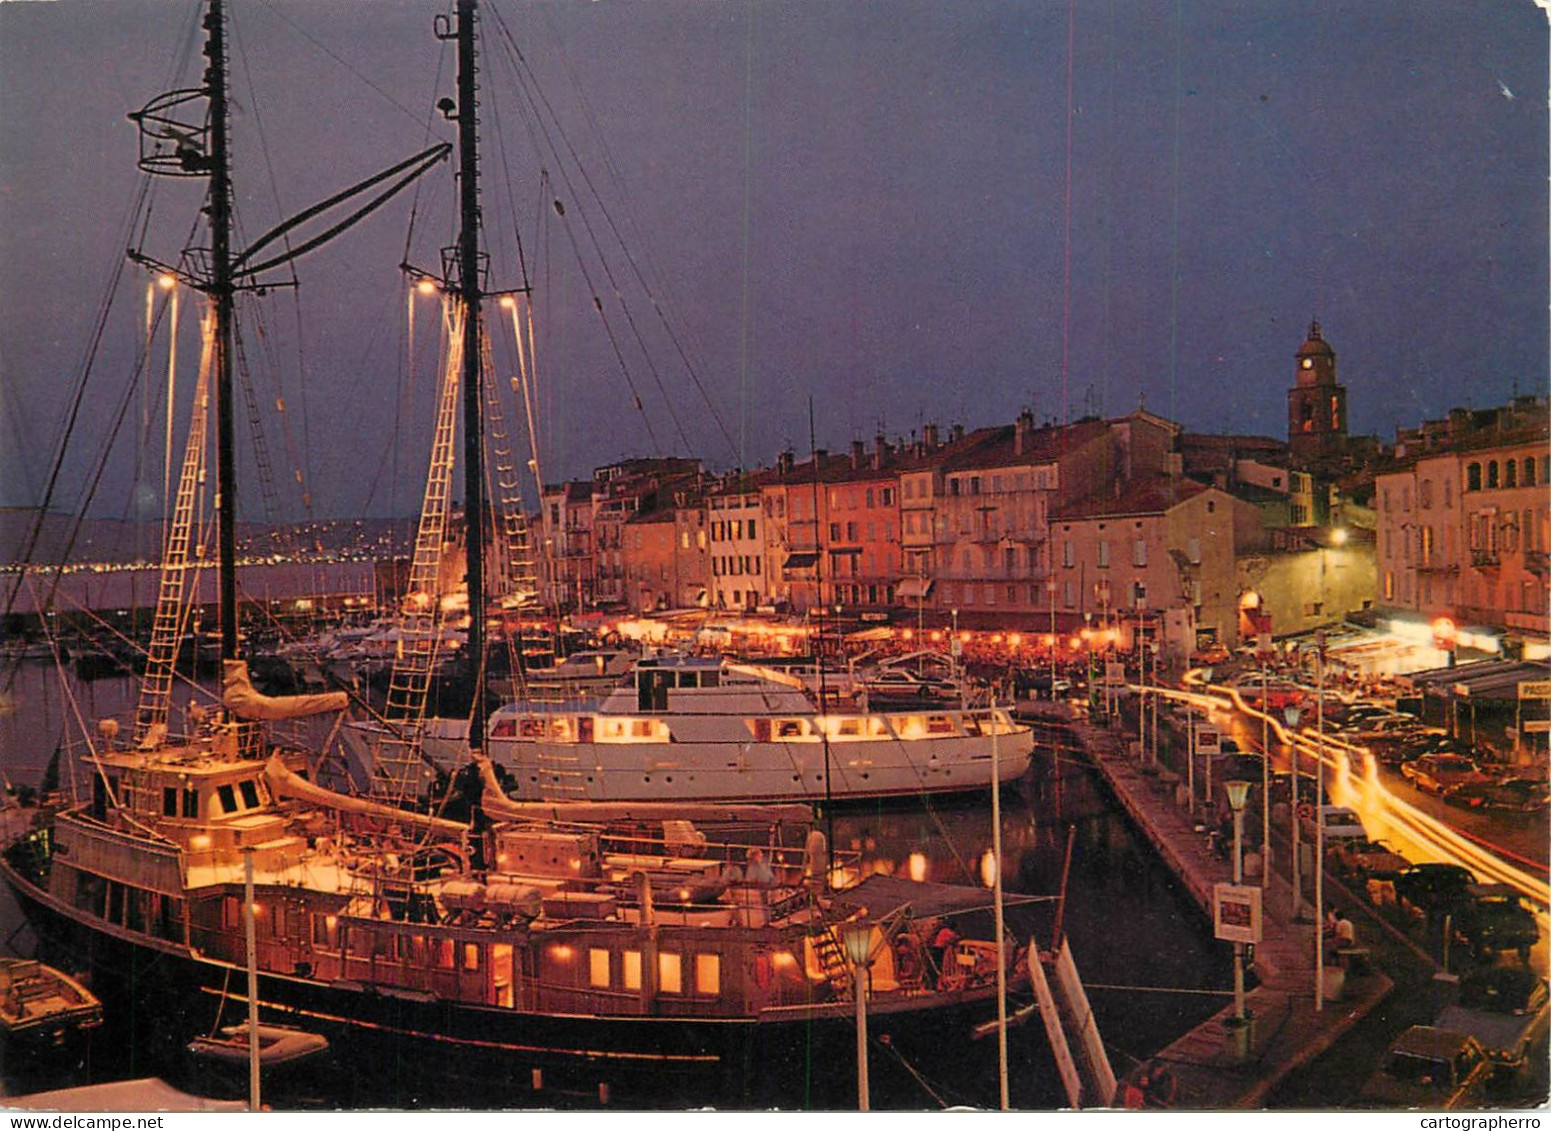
840 921 877 1111
1047 579 1058 703
1225 778 1253 1030
1283 703 1302 919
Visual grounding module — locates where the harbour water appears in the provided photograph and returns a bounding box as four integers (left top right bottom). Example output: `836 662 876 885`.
0 661 1230 1109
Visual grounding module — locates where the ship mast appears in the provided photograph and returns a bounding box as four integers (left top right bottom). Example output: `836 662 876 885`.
207 0 239 663
455 0 488 757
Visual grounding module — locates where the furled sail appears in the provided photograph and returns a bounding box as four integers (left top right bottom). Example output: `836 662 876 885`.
223 659 348 720
263 754 468 838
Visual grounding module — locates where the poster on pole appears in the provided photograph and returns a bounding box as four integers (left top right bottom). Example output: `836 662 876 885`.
1213 883 1262 944
1104 660 1125 687
1194 727 1222 757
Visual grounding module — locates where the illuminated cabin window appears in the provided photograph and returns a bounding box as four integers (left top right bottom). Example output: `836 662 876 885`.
434 938 455 969
589 948 611 988
925 715 955 735
462 943 480 971
658 952 683 994
622 950 642 991
695 954 721 997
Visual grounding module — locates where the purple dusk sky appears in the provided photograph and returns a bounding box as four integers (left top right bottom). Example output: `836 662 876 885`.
1 0 1546 522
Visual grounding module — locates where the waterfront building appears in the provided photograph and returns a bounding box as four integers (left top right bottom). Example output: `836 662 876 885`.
622 486 707 614
1374 395 1550 659
539 481 595 613
1053 477 1259 660
706 473 769 612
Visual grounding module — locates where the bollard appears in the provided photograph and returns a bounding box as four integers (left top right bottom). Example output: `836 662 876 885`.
531 1068 542 1092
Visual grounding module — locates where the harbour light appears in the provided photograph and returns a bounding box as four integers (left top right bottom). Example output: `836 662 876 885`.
907 851 927 883
979 849 997 889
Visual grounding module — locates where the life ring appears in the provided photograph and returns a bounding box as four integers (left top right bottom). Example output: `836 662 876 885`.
1297 802 1314 821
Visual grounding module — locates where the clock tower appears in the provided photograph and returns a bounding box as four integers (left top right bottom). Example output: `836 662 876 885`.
1287 319 1347 464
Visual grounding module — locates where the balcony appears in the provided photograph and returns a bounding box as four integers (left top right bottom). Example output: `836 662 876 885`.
1527 550 1548 576
1470 549 1500 571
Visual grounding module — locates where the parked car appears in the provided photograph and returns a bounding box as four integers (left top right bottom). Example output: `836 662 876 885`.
1231 679 1307 711
1436 966 1551 1078
1442 776 1551 814
1374 732 1473 767
1348 715 1432 744
1190 643 1230 666
1402 753 1488 795
1356 1027 1494 1109
1299 805 1367 844
1453 884 1540 963
1394 863 1478 923
1333 703 1404 727
1328 839 1411 881
862 668 961 703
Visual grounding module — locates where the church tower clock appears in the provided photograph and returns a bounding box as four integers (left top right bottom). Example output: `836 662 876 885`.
1287 319 1348 464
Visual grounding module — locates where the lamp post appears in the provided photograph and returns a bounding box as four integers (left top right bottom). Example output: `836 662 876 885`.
1260 656 1271 878
1314 635 1326 1012
1225 778 1252 1030
840 922 875 1111
1047 579 1058 703
1283 704 1302 919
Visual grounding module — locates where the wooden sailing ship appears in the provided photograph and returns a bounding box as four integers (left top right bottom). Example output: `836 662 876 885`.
0 0 1057 1108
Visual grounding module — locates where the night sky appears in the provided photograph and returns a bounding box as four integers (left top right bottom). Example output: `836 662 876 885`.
1 0 1545 523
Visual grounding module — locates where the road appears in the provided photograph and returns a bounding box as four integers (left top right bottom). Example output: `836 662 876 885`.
1161 674 1549 979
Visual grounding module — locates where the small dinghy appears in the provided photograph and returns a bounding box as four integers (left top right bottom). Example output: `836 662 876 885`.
188 1023 329 1069
0 958 102 1048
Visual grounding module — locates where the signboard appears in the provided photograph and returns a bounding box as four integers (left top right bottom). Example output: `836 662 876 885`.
1194 728 1222 757
1213 883 1263 944
1518 681 1551 701
1522 720 1551 734
1105 661 1126 687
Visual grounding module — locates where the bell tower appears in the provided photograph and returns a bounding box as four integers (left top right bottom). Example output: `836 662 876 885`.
1287 319 1347 464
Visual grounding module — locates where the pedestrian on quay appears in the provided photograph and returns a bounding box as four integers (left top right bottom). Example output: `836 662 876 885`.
1334 909 1356 950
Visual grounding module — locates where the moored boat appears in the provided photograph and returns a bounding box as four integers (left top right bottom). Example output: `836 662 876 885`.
346 653 1032 804
0 958 103 1050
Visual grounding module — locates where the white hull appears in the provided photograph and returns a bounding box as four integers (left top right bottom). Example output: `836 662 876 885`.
343 712 1031 803
341 656 1032 803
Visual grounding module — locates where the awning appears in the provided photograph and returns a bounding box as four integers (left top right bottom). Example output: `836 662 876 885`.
783 552 820 570
897 577 934 600
829 874 1049 920
1403 660 1551 701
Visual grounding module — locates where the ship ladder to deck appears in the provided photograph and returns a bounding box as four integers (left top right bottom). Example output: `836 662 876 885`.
482 334 539 612
810 924 853 997
531 745 589 799
135 329 214 746
371 307 465 804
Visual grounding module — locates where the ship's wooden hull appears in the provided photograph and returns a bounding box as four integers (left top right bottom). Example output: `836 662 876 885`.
1 862 1014 1109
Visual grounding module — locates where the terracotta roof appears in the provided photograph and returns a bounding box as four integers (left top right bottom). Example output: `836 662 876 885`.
1053 475 1212 520
939 418 1109 473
